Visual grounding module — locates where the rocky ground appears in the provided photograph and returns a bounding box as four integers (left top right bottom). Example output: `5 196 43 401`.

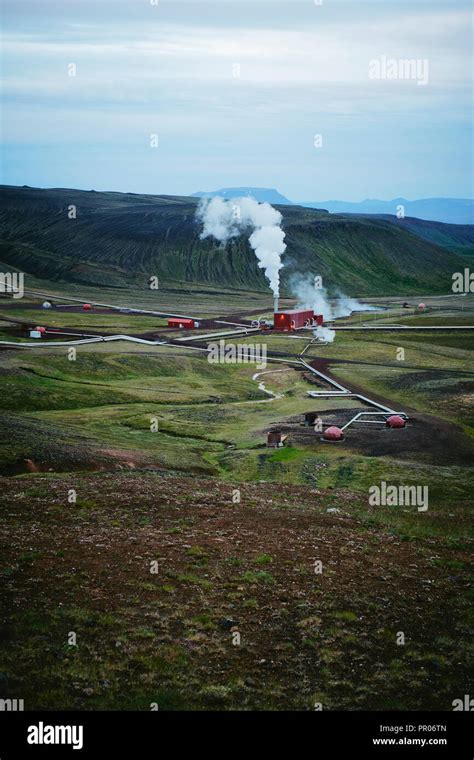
0 471 471 710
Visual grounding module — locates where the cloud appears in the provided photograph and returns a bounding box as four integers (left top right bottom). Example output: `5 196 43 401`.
1 1 472 198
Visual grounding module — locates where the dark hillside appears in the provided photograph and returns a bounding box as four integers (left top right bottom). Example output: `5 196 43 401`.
0 185 468 296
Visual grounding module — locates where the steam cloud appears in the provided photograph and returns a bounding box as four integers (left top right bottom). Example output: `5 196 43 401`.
289 274 378 343
196 196 286 297
313 325 336 343
290 274 378 320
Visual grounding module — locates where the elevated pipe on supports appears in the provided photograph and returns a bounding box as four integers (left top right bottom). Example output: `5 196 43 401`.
340 411 408 431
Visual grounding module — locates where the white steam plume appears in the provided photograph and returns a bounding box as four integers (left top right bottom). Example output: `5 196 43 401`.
196 196 285 297
313 325 336 343
289 274 379 321
334 293 379 316
290 275 334 319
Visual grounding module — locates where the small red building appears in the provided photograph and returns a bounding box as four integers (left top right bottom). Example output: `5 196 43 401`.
274 309 314 331
167 318 195 329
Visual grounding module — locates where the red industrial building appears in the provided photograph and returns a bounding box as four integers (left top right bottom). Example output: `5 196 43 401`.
273 309 323 331
167 317 195 329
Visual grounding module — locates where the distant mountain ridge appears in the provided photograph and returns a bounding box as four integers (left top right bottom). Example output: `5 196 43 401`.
191 187 294 206
298 197 473 225
192 187 473 225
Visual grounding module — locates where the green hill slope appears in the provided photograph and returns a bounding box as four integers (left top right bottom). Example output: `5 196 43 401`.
360 215 474 258
0 185 468 296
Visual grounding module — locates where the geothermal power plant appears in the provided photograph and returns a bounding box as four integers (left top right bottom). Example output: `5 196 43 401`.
6 197 468 459
273 308 323 331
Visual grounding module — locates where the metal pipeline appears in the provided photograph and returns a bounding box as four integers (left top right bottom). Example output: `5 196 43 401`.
340 411 408 431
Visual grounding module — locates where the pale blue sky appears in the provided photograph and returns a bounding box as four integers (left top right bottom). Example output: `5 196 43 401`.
1 0 472 200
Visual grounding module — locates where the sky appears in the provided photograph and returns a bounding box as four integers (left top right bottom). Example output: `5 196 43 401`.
0 0 472 200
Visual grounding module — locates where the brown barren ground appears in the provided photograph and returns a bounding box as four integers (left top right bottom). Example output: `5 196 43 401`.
0 472 471 710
